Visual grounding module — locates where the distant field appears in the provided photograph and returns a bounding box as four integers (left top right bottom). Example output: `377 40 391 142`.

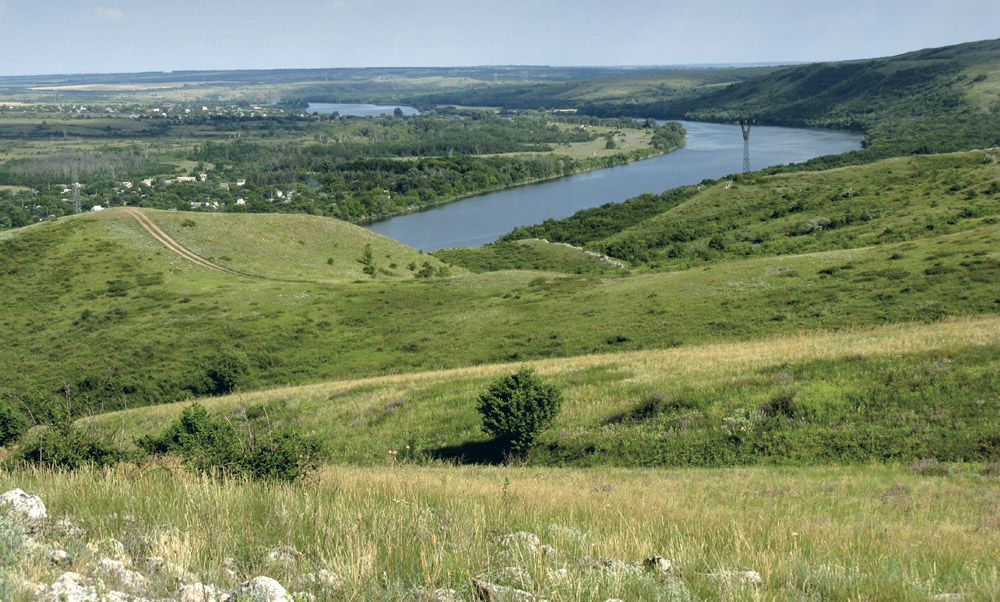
29 82 221 91
487 125 656 160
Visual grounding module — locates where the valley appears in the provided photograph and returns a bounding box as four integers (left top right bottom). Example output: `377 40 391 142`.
1 34 999 602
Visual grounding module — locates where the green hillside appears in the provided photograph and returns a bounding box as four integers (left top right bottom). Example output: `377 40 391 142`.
413 38 1000 156
86 314 1000 467
665 38 1000 154
2 155 999 417
130 209 456 283
432 238 627 274
507 149 1000 266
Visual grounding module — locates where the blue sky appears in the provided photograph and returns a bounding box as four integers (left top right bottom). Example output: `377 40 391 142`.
0 0 997 75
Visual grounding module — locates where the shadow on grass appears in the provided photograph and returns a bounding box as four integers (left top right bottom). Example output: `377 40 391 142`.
429 439 510 465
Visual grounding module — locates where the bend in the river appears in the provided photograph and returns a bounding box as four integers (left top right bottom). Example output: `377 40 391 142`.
365 120 863 251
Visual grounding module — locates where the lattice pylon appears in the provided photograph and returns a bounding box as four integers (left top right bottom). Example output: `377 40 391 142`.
739 115 755 174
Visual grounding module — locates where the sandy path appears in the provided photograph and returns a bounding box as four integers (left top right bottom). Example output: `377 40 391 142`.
123 208 256 278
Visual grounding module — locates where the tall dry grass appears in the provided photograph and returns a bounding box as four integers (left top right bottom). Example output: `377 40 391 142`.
2 462 999 600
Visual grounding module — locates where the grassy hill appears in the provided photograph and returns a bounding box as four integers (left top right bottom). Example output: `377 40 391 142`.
86 314 1000 467
2 153 999 416
412 38 1000 156
664 38 1000 154
432 238 627 274
131 209 454 283
407 66 782 110
506 149 1000 266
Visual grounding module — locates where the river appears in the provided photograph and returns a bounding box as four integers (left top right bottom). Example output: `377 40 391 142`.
307 102 420 117
364 120 862 251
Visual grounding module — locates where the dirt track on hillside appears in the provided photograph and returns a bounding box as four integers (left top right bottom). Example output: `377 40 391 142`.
123 208 255 278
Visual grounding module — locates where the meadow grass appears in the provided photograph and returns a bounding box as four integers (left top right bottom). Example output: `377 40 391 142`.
85 314 1000 467
3 204 1000 411
596 150 1000 267
2 463 999 601
486 126 656 160
141 209 456 283
432 238 624 274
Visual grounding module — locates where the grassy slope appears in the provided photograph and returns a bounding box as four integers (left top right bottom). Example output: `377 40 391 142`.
4 463 999 601
595 150 1000 265
2 157 1000 411
414 38 1000 155
86 314 1000 466
432 239 625 274
408 66 782 110
140 209 456 283
633 39 1000 154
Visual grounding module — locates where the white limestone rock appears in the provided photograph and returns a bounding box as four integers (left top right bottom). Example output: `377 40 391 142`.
97 557 150 595
180 582 220 602
266 545 301 565
0 488 47 522
145 555 198 583
470 578 545 602
498 532 540 550
290 569 341 590
643 554 673 573
224 576 292 602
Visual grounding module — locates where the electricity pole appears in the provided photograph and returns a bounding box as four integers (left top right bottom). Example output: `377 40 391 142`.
739 115 755 174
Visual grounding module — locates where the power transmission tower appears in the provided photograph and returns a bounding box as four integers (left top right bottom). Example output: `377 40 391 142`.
738 115 755 174
72 170 81 214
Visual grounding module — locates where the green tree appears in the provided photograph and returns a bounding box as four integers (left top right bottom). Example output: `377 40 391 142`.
477 367 563 455
0 400 28 447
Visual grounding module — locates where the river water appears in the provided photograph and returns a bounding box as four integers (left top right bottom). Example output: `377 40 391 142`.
365 120 863 250
307 102 420 117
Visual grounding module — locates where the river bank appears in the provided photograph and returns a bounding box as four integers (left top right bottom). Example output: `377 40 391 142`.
356 142 681 225
366 120 863 250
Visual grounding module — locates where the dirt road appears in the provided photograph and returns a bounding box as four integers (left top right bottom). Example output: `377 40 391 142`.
124 208 255 278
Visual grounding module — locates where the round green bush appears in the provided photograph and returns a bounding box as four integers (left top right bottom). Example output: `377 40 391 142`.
477 367 563 455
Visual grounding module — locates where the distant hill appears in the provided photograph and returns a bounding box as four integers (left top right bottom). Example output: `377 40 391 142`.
412 38 1000 156
658 38 1000 154
2 150 999 416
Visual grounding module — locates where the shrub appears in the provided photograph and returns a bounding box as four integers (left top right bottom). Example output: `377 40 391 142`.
137 403 242 471
477 367 563 455
0 400 28 447
16 422 134 469
206 349 250 395
138 403 320 481
247 431 320 481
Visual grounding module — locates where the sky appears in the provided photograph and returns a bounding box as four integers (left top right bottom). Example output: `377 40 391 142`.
0 0 997 76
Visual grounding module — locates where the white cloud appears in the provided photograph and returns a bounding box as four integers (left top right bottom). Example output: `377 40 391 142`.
94 6 126 23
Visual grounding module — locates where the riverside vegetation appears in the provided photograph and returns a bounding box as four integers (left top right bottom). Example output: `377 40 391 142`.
0 106 684 228
1 37 1000 602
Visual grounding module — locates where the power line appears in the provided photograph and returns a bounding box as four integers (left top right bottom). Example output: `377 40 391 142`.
739 114 755 174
